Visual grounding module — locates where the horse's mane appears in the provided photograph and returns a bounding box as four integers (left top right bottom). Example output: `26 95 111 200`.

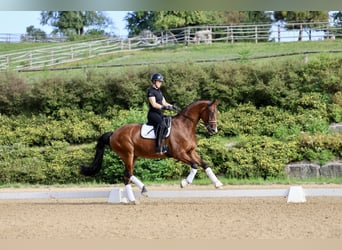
176 100 211 115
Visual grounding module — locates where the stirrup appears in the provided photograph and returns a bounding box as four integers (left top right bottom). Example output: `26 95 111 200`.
156 145 168 154
156 146 167 154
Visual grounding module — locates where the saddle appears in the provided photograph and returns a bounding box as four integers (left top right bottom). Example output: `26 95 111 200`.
141 116 171 139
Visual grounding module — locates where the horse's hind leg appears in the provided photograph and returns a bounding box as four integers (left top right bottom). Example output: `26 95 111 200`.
130 175 148 196
124 176 147 203
123 155 148 203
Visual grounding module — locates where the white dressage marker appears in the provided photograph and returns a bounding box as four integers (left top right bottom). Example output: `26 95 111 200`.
287 186 306 203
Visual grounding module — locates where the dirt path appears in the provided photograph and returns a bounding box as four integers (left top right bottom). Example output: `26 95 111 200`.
1 184 341 239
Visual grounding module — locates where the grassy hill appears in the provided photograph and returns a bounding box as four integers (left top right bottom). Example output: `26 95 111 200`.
2 39 342 74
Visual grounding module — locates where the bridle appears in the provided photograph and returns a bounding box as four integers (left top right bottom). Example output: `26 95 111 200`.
204 107 217 134
178 101 218 135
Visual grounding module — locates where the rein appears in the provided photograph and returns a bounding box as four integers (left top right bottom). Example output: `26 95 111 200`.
178 104 217 131
179 113 197 124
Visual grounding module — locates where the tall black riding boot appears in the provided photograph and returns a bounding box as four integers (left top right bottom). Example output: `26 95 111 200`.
156 126 166 154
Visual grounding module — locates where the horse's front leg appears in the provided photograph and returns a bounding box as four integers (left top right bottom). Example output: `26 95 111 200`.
181 161 223 189
201 160 223 189
179 149 223 189
180 163 198 188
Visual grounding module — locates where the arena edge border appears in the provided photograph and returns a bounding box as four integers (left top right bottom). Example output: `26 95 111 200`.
1 186 342 203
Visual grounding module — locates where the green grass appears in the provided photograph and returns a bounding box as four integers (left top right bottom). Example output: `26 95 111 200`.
4 39 342 72
15 39 342 84
0 38 102 54
65 40 342 67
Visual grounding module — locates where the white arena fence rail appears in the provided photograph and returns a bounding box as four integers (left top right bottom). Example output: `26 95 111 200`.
0 37 146 71
1 186 342 204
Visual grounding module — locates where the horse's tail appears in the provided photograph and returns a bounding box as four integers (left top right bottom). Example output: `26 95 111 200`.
80 131 113 176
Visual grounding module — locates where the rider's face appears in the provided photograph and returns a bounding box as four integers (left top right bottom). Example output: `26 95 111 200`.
154 80 162 89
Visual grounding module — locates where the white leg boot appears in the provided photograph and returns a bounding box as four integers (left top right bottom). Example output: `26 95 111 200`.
205 167 223 188
130 175 148 196
125 184 138 204
180 168 197 188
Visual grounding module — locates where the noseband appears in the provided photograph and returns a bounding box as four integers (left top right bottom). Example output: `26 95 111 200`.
204 109 217 133
179 102 218 133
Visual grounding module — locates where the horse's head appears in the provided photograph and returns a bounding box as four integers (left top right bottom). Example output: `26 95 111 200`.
201 100 219 135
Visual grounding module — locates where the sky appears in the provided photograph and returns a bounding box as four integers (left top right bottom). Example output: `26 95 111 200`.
0 11 129 37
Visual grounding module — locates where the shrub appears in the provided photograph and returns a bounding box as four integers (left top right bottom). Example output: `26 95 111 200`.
219 104 299 138
0 110 112 147
0 72 30 115
197 135 298 179
0 142 93 184
226 136 298 179
297 132 342 164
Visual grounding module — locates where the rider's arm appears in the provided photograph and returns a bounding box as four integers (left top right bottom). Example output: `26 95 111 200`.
149 96 164 110
161 97 172 107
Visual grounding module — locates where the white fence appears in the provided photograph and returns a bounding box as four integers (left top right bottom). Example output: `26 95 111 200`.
0 37 150 71
0 22 341 71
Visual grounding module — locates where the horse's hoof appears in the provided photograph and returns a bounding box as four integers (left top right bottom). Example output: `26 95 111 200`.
126 200 139 205
141 186 148 197
215 182 223 189
180 179 188 188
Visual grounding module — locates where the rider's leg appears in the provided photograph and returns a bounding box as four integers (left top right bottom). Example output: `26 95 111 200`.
155 122 167 154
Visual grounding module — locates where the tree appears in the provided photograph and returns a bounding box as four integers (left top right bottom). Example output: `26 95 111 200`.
221 11 272 24
273 11 329 41
125 11 156 37
40 11 112 35
153 11 222 30
331 11 342 38
125 11 223 36
332 11 342 22
125 11 273 41
21 25 47 41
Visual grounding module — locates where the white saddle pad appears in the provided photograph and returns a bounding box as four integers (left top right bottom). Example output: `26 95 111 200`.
140 124 171 139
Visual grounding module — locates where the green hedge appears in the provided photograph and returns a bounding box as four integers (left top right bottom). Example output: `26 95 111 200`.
0 104 340 184
1 56 341 116
0 109 112 146
0 142 93 184
197 136 298 179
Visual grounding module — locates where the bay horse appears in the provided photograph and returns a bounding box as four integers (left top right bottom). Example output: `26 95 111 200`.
80 100 223 204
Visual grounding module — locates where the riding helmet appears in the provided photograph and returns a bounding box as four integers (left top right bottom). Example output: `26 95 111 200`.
151 73 164 82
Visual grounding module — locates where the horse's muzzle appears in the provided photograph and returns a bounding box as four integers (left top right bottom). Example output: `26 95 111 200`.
206 124 218 135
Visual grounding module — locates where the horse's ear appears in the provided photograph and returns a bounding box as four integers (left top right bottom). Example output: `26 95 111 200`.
211 100 220 106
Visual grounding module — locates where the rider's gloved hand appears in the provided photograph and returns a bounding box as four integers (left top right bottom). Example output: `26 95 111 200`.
172 104 180 112
162 105 173 110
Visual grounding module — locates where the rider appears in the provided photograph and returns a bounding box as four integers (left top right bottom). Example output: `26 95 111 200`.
147 73 174 154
